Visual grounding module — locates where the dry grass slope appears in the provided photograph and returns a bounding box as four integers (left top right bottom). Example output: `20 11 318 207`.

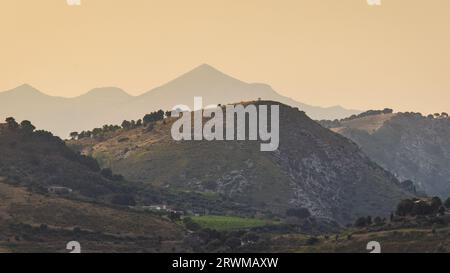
0 182 184 253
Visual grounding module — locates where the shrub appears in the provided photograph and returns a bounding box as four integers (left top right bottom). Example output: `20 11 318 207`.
183 217 201 231
112 174 124 181
39 224 48 231
143 110 165 125
305 237 319 245
413 201 433 216
430 197 443 212
20 120 36 133
396 199 415 216
444 198 450 209
118 137 130 143
286 208 311 219
73 227 82 234
121 120 132 130
100 168 114 179
111 194 136 206
242 232 259 243
374 216 383 226
224 236 242 249
5 117 19 130
354 217 367 228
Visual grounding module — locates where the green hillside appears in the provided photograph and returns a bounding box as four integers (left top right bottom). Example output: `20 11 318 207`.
69 101 412 225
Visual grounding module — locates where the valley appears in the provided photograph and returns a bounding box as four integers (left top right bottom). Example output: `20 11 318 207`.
0 102 448 253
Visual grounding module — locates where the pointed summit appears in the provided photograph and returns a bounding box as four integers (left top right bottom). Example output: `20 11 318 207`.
18 83 35 90
167 64 244 87
2 84 45 97
135 63 272 109
190 63 223 74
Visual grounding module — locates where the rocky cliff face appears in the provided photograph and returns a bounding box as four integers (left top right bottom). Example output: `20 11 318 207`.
334 113 450 198
70 102 410 224
267 105 409 223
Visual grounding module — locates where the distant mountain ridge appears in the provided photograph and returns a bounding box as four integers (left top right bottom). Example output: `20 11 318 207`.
319 111 450 198
0 64 360 137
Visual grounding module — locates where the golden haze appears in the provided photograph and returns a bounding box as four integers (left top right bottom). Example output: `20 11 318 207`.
1 0 449 114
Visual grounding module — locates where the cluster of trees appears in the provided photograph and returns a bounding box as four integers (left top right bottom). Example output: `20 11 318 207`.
342 108 394 122
100 168 124 181
111 194 136 206
5 117 36 134
397 112 449 120
121 110 170 130
396 197 448 217
427 112 449 119
143 110 167 125
354 216 386 228
71 124 122 140
318 108 395 128
183 217 202 231
319 110 450 129
71 109 171 140
317 119 341 129
352 109 450 121
353 197 450 228
3 118 101 171
0 117 136 200
120 120 141 130
121 110 171 130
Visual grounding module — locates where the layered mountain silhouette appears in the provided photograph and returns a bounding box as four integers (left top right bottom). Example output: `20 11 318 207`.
0 65 359 137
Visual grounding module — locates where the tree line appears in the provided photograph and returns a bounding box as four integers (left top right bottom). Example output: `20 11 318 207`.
70 110 172 140
354 196 450 228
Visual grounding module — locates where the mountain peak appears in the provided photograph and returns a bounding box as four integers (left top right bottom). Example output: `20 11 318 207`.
3 84 45 96
164 64 244 89
80 87 131 99
18 83 34 89
192 63 221 73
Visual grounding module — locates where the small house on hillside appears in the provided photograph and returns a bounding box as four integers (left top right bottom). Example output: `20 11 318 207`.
143 205 167 211
48 186 73 195
135 205 185 216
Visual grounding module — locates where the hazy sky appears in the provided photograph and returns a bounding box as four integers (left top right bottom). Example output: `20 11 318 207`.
1 0 449 113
